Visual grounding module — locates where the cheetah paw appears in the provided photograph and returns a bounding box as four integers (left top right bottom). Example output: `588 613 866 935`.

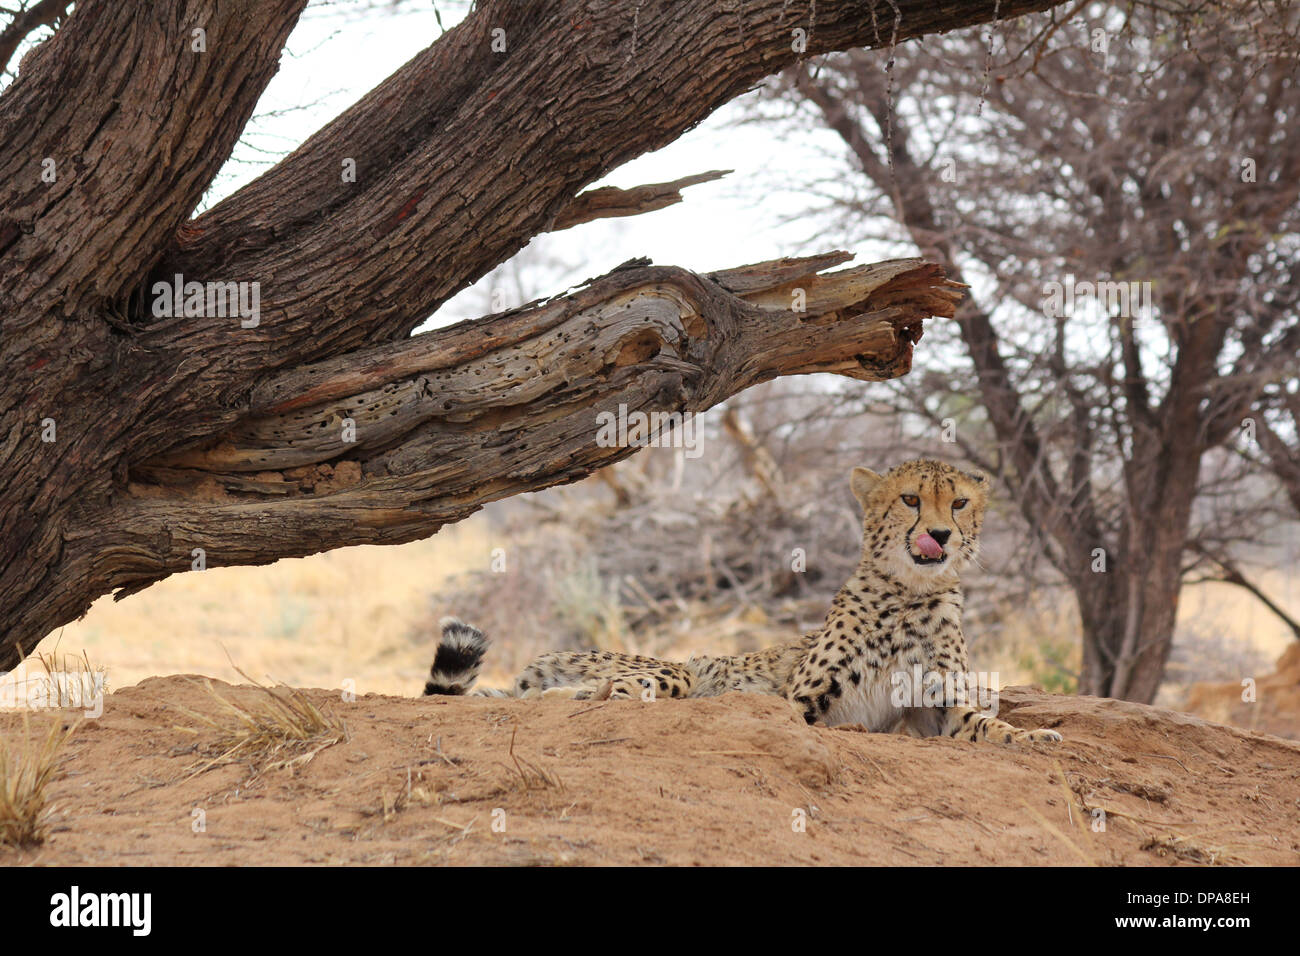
540 682 612 701
541 686 587 700
1016 728 1063 744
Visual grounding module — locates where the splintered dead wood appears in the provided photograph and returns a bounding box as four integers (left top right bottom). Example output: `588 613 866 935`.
72 256 964 623
150 255 964 474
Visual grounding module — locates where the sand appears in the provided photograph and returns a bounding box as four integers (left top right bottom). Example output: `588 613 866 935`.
3 677 1299 866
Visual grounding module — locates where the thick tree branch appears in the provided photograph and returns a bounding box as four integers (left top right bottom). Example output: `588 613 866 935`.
146 0 1070 364
144 255 955 474
0 0 308 317
5 255 961 663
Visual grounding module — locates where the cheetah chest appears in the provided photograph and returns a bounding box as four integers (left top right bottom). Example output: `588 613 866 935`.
819 670 904 731
812 610 958 730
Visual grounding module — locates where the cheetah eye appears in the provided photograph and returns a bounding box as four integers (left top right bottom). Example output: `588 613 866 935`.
952 498 969 510
901 494 920 508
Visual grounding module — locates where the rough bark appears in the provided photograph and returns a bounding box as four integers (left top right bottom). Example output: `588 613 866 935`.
0 0 1059 669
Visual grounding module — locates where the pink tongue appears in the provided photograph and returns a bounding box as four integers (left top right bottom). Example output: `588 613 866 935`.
916 533 944 559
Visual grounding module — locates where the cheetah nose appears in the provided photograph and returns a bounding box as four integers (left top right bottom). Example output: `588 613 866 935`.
928 528 952 547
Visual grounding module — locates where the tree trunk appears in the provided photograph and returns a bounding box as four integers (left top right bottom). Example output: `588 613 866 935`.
0 0 1064 670
1078 546 1191 703
1076 338 1212 702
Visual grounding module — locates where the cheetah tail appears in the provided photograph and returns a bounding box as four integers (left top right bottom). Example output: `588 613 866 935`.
423 617 489 696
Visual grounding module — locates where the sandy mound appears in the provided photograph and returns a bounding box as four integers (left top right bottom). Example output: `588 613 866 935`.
1184 643 1300 741
3 676 1299 865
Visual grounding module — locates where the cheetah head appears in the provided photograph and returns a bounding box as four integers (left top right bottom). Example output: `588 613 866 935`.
849 459 990 588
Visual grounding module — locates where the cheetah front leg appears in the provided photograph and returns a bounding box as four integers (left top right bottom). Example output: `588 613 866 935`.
938 705 1062 744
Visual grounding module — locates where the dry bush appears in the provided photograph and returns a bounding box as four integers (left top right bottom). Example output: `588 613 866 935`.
420 390 1001 675
964 596 1082 694
426 462 861 678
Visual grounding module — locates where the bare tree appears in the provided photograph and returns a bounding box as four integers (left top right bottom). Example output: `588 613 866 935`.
756 1 1300 701
0 0 1078 669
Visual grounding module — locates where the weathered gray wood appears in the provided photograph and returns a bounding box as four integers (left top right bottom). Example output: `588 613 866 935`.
148 257 959 476
108 256 962 601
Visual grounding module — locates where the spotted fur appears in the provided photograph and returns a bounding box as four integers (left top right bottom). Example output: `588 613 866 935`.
423 459 1062 745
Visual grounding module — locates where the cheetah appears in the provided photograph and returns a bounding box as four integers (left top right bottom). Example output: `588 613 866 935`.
423 459 1062 745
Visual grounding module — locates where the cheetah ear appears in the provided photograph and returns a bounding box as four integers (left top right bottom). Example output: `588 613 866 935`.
849 467 882 508
963 468 990 486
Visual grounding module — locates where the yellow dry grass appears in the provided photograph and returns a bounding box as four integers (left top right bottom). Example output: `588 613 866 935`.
0 714 76 848
175 667 348 778
1176 571 1296 662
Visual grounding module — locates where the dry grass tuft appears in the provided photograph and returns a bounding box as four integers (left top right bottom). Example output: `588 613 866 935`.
0 714 77 848
499 723 563 792
28 649 107 711
1 640 107 714
176 666 346 779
